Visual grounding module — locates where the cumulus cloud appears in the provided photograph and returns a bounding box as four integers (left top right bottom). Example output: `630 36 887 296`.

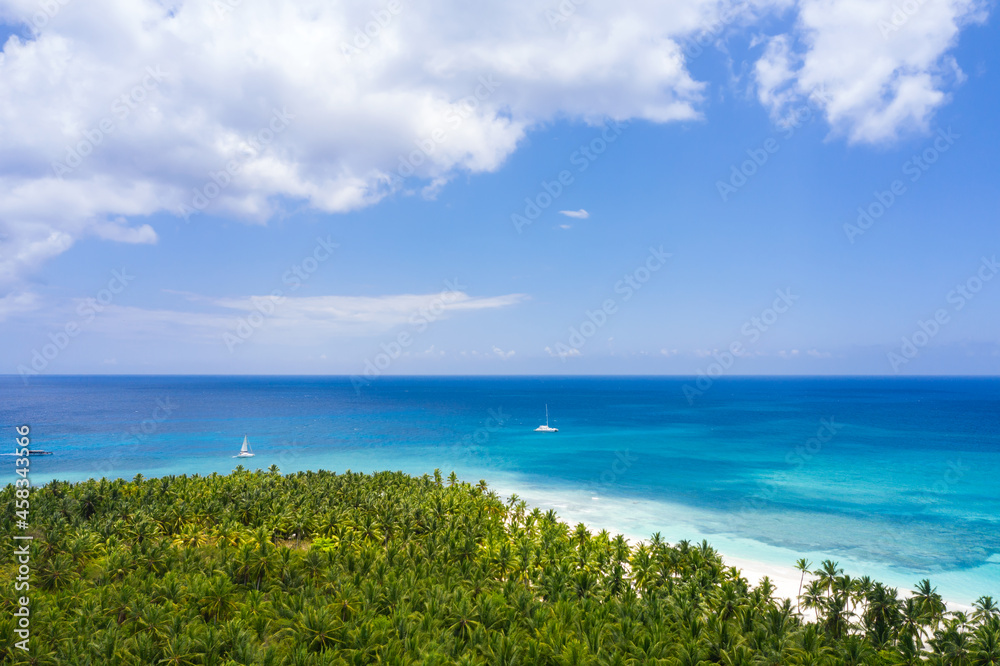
0 0 986 287
754 34 800 117
754 0 986 142
0 0 714 287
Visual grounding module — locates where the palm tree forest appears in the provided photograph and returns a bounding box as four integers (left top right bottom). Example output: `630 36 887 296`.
1 467 998 665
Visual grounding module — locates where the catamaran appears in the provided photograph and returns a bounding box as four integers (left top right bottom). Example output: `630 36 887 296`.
534 404 558 432
233 435 255 458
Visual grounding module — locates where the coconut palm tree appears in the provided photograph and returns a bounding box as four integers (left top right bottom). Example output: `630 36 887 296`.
913 579 947 634
814 560 843 597
970 621 1000 666
795 558 813 612
931 617 973 665
973 596 998 623
199 575 236 623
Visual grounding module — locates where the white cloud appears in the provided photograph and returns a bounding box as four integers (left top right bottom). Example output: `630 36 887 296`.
75 290 528 342
0 0 986 287
420 345 446 357
0 0 715 286
211 291 527 327
753 34 799 117
0 289 39 321
559 209 590 219
755 0 986 143
492 345 515 359
545 345 581 359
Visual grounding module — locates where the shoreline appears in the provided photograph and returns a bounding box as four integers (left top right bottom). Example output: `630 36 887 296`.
20 460 994 611
487 474 987 612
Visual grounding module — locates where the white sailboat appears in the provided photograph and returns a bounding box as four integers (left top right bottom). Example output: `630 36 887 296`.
534 404 558 432
233 435 255 458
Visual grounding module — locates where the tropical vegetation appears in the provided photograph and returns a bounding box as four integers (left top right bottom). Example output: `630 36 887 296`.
1 468 998 664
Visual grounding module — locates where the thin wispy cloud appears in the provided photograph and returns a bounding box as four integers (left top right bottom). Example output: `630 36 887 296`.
0 290 39 322
75 290 527 344
559 209 590 219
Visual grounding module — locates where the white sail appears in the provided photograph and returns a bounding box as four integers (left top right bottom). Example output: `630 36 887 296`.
534 404 558 432
234 434 255 457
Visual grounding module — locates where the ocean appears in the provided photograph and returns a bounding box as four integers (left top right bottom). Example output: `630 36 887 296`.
2 375 998 605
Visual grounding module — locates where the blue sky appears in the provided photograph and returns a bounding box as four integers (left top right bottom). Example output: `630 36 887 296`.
0 0 997 376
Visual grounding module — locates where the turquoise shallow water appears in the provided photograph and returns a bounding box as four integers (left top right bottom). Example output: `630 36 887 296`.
2 375 998 605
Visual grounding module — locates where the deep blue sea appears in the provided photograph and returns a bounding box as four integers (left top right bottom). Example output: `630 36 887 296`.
2 375 998 605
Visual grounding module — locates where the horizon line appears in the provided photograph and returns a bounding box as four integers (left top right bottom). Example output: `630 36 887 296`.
3 373 999 379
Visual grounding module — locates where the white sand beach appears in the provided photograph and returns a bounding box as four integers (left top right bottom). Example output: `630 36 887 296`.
491 476 982 614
